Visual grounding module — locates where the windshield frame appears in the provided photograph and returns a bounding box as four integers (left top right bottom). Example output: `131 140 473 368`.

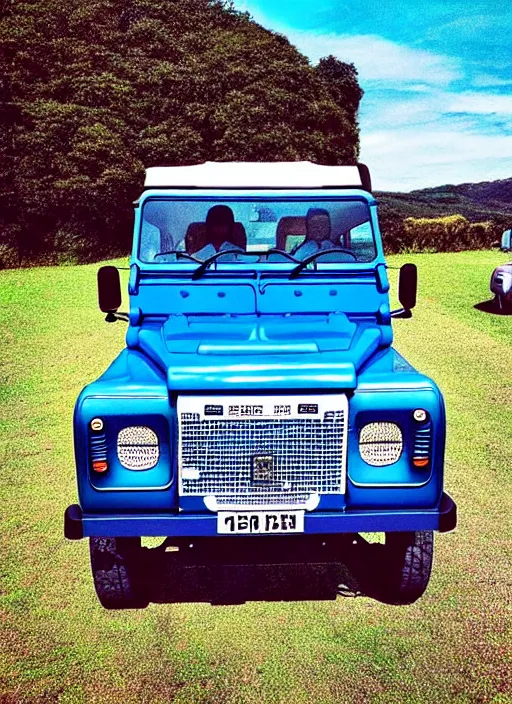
133 189 384 272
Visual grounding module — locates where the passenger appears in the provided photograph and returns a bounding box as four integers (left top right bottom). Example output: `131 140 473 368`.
194 205 244 261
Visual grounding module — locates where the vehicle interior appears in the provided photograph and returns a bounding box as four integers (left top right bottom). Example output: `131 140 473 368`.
139 200 377 263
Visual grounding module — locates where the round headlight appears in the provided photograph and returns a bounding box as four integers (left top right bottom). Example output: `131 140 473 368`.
359 422 403 466
117 426 159 470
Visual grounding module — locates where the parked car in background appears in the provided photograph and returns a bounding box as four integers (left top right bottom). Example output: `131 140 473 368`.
490 229 512 312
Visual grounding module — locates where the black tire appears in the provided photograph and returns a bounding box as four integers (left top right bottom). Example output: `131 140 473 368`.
89 537 149 609
381 531 433 605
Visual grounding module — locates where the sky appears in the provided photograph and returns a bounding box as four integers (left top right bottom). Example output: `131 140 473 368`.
235 0 512 191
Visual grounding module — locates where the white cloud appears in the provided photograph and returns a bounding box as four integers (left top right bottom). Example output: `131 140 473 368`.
234 3 512 190
361 129 512 191
361 88 512 131
285 31 461 85
472 74 512 88
236 3 461 86
446 92 512 115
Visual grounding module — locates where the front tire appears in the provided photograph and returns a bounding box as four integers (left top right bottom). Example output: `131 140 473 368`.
381 531 434 605
89 537 149 609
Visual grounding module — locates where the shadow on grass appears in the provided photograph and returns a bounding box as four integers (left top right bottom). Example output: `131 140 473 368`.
474 298 512 315
140 536 389 605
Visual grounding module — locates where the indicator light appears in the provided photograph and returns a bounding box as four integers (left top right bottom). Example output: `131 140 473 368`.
92 460 108 473
413 458 429 468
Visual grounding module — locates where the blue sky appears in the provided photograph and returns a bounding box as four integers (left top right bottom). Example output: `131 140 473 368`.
235 1 512 191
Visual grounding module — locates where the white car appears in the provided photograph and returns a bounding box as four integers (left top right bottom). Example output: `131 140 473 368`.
490 230 512 311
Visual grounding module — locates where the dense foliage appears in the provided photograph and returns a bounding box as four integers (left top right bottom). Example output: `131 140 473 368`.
396 215 496 253
0 0 363 266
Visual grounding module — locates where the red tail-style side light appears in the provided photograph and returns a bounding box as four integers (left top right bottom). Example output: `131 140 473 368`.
412 457 429 468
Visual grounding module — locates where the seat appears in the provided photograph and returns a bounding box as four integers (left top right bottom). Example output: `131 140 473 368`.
276 216 307 251
185 222 247 255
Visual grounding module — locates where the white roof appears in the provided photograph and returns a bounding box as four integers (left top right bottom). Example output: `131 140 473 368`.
144 161 365 189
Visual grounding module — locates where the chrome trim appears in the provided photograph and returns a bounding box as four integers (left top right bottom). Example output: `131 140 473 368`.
178 394 348 509
203 492 320 512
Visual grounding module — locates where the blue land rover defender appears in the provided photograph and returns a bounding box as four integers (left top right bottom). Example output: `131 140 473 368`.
64 162 456 608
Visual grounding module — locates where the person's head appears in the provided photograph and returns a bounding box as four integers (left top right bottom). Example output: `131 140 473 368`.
306 208 331 243
206 205 235 249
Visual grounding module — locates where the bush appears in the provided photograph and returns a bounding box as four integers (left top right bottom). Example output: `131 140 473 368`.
382 214 499 254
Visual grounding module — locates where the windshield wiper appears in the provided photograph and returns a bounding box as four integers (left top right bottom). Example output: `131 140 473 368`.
191 248 303 280
264 248 300 263
154 250 200 262
289 248 357 279
191 249 250 280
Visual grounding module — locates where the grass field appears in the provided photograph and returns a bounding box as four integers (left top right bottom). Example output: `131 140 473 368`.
1 250 511 704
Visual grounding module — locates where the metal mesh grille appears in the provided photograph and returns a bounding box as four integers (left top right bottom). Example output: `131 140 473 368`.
359 422 402 466
179 410 346 507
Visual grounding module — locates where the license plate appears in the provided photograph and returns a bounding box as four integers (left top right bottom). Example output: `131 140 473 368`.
217 510 305 535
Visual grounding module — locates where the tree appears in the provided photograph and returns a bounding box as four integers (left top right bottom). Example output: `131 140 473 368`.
0 0 363 266
315 55 364 122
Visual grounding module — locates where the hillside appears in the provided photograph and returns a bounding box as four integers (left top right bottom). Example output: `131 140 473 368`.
0 0 362 267
377 177 512 223
375 177 512 253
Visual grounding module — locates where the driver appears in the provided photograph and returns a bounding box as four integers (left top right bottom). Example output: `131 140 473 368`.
193 205 244 260
291 208 334 259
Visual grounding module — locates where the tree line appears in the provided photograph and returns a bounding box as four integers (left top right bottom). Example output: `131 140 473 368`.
0 0 363 267
379 212 506 254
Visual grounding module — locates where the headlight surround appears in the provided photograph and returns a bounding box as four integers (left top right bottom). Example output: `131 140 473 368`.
359 422 403 466
117 426 160 470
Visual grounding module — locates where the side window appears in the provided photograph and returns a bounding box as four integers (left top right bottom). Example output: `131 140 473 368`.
140 201 190 261
348 221 375 260
140 218 161 262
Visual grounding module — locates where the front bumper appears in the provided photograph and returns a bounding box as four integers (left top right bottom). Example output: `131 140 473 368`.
64 492 456 540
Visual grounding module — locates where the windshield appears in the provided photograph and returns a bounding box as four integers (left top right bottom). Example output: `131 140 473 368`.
139 198 377 264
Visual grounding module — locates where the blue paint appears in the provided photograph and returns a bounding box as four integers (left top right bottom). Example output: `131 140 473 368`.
69 181 455 541
78 497 454 537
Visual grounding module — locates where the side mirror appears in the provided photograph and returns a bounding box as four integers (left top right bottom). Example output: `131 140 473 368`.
398 263 417 311
391 263 417 318
501 229 511 251
98 266 122 316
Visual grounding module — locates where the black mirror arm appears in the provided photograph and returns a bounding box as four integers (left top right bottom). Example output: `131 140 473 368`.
390 307 413 319
104 311 129 323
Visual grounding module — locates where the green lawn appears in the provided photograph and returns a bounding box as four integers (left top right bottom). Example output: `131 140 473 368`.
1 251 511 704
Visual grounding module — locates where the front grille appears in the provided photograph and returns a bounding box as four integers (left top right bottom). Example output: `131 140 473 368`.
178 395 347 509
